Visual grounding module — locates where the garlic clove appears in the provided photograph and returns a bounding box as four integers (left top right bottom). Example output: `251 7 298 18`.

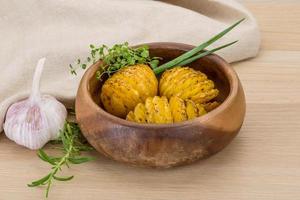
3 58 67 150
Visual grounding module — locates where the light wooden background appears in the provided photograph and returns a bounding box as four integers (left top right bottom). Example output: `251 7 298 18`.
1 1 300 199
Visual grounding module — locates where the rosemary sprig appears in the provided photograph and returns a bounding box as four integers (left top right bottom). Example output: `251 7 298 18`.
69 42 161 79
28 121 94 198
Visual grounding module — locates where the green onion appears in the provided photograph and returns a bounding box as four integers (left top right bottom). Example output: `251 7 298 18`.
153 18 245 74
176 40 238 66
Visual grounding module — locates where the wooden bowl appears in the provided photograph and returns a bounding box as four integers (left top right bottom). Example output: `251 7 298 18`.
76 42 246 168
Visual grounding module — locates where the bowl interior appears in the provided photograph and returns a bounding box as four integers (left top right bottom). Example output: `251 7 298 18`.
87 43 231 118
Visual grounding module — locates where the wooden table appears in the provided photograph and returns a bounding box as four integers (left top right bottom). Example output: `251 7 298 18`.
1 1 300 199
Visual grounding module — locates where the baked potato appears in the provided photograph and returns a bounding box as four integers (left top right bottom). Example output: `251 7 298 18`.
101 64 158 118
159 67 219 104
126 96 207 124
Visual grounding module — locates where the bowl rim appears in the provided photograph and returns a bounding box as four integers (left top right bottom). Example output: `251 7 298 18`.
78 42 239 129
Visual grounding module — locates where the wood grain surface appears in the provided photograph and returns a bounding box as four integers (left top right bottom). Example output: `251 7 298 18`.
1 1 300 199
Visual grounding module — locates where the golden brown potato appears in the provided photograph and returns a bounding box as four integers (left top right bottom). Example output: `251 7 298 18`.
101 64 158 118
126 96 207 124
159 67 219 104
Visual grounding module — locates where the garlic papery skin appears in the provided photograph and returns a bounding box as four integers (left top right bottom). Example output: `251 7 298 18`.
3 58 67 150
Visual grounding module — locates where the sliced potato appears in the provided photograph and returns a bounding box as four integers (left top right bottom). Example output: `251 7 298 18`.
101 64 158 118
159 67 219 104
169 96 188 123
126 96 217 124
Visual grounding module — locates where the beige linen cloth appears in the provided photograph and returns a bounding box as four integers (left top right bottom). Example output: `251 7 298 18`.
0 0 260 132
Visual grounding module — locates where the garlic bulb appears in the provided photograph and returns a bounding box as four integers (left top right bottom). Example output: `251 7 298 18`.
4 58 67 150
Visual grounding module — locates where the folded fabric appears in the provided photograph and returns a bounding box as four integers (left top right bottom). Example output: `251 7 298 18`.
0 0 260 132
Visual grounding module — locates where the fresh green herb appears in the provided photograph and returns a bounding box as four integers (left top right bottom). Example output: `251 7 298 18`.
70 42 161 79
28 121 94 198
176 40 238 66
153 18 245 74
69 19 244 78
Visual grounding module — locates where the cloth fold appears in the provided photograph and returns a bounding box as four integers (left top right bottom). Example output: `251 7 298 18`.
0 0 260 132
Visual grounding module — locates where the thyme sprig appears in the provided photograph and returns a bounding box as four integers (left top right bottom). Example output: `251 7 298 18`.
70 42 161 79
28 121 94 198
